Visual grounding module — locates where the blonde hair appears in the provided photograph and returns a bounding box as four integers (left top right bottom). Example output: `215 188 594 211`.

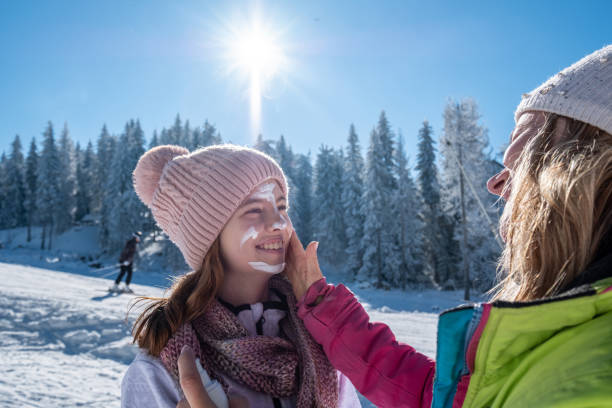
130 238 224 356
492 113 612 301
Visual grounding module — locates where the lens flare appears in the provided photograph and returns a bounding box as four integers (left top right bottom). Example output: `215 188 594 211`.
223 17 288 139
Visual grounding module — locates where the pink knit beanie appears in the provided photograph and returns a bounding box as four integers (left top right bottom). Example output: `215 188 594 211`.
132 144 288 271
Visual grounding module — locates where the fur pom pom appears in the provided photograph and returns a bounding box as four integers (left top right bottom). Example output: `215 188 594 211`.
132 145 189 207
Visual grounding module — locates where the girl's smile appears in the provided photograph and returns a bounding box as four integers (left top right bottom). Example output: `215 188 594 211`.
255 235 285 252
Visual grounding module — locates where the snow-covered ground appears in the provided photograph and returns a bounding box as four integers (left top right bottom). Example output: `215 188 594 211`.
0 227 479 407
0 261 164 407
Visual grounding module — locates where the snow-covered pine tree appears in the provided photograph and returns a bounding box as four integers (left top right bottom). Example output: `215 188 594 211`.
341 124 365 280
436 211 462 289
359 128 385 284
3 135 27 229
313 145 346 266
0 153 7 229
104 120 146 251
275 135 298 213
200 120 221 147
96 125 117 245
74 143 84 220
159 128 172 145
25 137 39 242
332 149 347 257
56 123 76 233
149 130 159 149
183 120 192 149
393 132 423 288
254 134 276 157
415 120 457 288
83 140 98 217
37 122 62 249
75 141 96 222
440 99 501 296
190 127 202 150
170 114 184 147
359 112 401 287
292 153 313 244
276 135 293 175
378 112 397 189
416 121 438 282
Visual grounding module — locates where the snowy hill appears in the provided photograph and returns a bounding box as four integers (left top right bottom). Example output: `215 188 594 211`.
0 262 164 407
0 226 181 288
0 225 102 256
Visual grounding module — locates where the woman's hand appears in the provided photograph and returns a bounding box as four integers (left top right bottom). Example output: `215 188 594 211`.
177 346 249 408
284 231 323 301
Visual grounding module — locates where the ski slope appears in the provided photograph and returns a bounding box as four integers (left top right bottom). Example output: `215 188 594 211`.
0 262 164 407
0 260 473 407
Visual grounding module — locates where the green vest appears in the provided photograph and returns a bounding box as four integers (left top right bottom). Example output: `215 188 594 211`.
433 277 612 407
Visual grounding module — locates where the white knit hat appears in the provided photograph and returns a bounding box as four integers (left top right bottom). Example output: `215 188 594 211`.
515 44 612 135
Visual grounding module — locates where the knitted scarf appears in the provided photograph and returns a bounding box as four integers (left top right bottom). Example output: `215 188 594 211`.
160 275 338 408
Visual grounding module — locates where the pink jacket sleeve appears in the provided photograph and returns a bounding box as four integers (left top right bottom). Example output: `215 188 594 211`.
297 278 435 408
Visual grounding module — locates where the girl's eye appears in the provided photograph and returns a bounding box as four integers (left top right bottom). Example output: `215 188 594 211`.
246 208 263 214
278 205 287 211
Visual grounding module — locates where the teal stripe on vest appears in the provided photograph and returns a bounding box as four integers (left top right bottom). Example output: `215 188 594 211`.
431 306 475 408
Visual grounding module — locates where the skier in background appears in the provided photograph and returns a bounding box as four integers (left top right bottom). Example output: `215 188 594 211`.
111 231 141 293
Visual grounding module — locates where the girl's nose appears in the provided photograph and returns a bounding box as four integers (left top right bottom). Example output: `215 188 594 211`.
487 169 510 197
265 209 286 231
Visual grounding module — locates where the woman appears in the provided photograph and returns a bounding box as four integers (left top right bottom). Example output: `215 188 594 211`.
285 45 612 407
121 144 360 407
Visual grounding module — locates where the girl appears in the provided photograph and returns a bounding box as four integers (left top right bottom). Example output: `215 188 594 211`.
121 145 360 408
285 44 612 407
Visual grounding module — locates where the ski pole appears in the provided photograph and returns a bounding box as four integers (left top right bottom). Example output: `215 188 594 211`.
89 263 121 274
99 269 122 278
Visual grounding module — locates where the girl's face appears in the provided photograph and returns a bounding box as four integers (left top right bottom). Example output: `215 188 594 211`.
219 180 293 276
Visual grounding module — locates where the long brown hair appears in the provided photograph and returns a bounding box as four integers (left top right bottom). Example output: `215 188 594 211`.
131 238 224 356
493 113 612 301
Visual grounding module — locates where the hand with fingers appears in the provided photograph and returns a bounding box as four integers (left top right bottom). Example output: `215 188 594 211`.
177 345 249 408
284 231 324 302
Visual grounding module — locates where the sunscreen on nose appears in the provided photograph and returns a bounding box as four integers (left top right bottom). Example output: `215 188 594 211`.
272 213 289 231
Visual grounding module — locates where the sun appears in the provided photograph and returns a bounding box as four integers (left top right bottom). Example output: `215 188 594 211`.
222 17 289 139
230 25 285 81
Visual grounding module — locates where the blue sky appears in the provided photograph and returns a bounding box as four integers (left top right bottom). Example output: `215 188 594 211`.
0 1 610 161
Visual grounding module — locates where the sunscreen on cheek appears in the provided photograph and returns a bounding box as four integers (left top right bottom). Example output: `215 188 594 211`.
240 226 260 249
248 262 286 274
